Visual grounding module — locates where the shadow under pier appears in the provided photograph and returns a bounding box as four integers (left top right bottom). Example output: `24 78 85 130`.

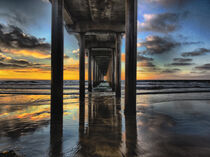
49 111 63 157
49 88 138 157
76 93 138 157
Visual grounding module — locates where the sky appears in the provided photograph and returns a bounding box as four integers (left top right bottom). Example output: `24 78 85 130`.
0 0 210 80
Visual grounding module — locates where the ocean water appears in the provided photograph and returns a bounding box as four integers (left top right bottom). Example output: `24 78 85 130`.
0 80 210 95
0 80 210 157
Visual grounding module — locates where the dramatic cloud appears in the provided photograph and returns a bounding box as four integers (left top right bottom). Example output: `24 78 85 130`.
195 64 210 71
0 24 50 51
139 36 178 54
0 61 24 68
138 35 201 55
141 61 156 68
161 68 180 73
137 54 156 70
166 57 194 66
7 59 32 66
0 24 51 58
0 53 10 61
137 54 153 62
167 62 194 66
173 58 192 62
138 12 188 33
0 53 41 69
138 59 160 72
182 48 210 57
0 11 30 26
2 49 50 59
140 0 191 7
0 0 50 27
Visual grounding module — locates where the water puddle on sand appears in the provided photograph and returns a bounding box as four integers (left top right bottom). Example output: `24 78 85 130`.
1 93 210 156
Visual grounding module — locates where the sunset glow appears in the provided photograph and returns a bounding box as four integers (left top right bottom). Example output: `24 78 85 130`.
0 0 210 80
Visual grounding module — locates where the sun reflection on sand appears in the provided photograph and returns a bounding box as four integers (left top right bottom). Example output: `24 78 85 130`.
1 92 210 156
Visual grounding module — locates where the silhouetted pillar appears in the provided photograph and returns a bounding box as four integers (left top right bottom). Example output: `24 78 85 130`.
95 63 97 85
125 0 137 114
79 33 85 100
112 49 115 91
115 34 121 98
125 114 137 156
98 68 99 82
50 114 63 157
98 70 100 83
88 93 92 126
96 64 98 85
51 0 64 120
88 49 92 92
98 69 101 82
91 56 94 86
93 58 96 87
79 99 85 138
109 60 112 87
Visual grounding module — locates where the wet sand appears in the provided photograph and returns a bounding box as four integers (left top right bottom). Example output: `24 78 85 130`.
0 92 210 157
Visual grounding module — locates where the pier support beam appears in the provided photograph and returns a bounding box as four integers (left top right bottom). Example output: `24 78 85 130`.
124 0 137 114
112 49 115 91
51 0 64 120
88 49 92 92
79 33 85 100
115 34 121 98
96 64 98 85
93 58 96 87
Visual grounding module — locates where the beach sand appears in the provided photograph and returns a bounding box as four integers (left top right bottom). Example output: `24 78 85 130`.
0 91 210 156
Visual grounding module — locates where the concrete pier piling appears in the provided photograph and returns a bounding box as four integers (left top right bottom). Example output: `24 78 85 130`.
115 34 122 98
112 49 115 92
79 33 85 100
88 49 92 92
51 0 64 120
124 0 137 114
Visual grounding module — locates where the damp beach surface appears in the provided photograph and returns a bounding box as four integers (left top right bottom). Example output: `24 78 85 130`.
0 80 210 157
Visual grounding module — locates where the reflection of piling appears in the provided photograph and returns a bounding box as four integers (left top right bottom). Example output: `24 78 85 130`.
50 113 63 157
79 99 85 138
125 114 137 156
88 94 92 129
77 95 122 156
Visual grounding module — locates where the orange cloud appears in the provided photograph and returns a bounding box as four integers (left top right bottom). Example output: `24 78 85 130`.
0 68 50 80
0 52 162 80
2 48 50 59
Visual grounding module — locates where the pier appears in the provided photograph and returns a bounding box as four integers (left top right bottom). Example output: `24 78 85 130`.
51 0 137 116
1 0 210 156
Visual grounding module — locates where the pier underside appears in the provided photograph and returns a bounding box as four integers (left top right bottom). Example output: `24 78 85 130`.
51 0 137 114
